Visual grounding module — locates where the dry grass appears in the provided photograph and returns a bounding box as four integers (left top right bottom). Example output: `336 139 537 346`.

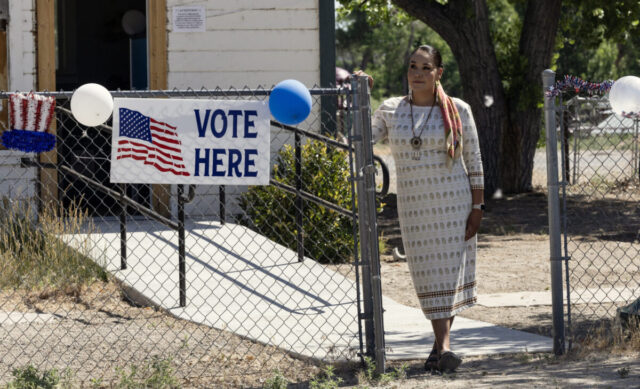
566 317 640 360
0 197 107 292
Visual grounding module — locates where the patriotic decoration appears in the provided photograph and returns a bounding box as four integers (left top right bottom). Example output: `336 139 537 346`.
116 108 190 176
545 75 614 97
1 93 56 153
620 111 640 120
110 98 271 185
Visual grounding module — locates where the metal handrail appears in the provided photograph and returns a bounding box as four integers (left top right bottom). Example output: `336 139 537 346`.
22 88 386 310
20 157 193 307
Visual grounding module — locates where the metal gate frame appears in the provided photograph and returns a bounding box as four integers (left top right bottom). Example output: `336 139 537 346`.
543 70 640 355
543 69 566 355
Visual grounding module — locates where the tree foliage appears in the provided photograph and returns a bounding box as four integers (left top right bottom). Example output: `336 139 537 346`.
557 1 640 81
336 7 461 103
337 0 640 194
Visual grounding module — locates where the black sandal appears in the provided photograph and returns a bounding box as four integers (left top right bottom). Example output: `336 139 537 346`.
424 348 439 371
437 351 462 372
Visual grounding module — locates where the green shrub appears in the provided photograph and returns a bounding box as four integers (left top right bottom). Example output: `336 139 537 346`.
263 369 289 389
239 140 354 264
114 356 180 389
310 365 342 389
6 365 74 389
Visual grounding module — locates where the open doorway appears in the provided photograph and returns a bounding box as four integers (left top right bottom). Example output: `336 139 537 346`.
56 0 149 216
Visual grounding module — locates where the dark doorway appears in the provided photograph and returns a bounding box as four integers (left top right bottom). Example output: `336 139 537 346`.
56 0 150 216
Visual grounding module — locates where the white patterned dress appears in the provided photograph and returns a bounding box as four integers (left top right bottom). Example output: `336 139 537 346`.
372 96 484 320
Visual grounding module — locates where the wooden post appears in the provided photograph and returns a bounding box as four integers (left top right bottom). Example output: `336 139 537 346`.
148 0 171 218
36 0 58 208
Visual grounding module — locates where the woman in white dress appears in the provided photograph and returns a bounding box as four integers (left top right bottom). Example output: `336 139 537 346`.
358 45 484 372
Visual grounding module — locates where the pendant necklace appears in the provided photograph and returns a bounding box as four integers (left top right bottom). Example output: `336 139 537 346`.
409 92 436 160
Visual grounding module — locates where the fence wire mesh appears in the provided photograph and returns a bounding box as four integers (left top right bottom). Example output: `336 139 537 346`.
557 95 640 342
0 87 381 386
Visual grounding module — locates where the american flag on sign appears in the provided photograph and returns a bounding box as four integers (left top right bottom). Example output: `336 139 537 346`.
116 108 190 176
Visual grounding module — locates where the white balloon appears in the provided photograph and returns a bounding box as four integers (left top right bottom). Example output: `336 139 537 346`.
609 75 640 115
70 83 113 127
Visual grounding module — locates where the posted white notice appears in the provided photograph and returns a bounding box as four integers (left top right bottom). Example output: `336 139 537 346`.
172 6 206 32
110 98 270 185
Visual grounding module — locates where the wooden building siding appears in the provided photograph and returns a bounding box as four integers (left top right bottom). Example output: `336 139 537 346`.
166 0 320 88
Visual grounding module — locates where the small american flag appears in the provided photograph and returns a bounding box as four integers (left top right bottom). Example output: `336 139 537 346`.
116 108 190 176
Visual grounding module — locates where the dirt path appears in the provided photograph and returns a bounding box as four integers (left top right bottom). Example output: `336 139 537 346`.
343 352 640 388
365 154 640 388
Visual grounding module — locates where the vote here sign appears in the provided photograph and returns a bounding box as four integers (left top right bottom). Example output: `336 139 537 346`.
109 98 270 185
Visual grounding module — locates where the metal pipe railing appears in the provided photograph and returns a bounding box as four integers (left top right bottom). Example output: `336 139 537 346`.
178 185 187 307
119 183 127 270
25 87 384 315
294 131 304 262
219 185 226 225
20 158 190 307
0 88 348 100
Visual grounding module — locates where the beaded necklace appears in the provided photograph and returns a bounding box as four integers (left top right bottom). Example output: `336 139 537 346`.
409 90 437 160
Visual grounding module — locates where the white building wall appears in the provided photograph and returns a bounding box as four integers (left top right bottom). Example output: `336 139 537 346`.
1 0 37 201
8 0 36 91
166 0 320 89
0 1 325 218
166 0 322 218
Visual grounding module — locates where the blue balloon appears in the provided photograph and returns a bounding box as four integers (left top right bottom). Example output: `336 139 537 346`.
269 79 312 125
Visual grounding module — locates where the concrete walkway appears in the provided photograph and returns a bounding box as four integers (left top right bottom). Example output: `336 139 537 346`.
63 219 551 362
0 312 57 326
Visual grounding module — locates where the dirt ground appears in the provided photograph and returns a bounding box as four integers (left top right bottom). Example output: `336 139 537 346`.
1 148 639 388
358 145 640 388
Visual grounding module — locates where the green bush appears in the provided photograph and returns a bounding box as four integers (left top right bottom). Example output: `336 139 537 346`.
263 369 289 389
6 365 74 389
239 140 354 264
310 365 342 389
114 356 180 389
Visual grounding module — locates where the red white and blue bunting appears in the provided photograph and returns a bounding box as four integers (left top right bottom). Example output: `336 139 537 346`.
545 75 614 97
545 75 640 118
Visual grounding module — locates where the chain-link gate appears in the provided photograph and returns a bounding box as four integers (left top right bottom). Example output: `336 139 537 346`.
0 78 386 386
544 71 640 352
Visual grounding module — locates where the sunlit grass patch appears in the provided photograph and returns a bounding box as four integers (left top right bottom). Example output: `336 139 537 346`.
0 197 107 292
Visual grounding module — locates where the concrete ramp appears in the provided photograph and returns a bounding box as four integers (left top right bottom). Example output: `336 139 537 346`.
63 219 551 362
63 219 360 361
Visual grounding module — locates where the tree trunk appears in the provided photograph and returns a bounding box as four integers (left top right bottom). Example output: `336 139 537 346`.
501 0 562 192
393 0 562 194
393 0 507 196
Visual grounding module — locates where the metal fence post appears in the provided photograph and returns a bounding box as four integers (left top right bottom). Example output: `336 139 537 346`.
219 185 226 225
295 131 304 262
352 75 385 374
543 69 565 355
635 118 639 180
178 184 186 308
119 183 127 270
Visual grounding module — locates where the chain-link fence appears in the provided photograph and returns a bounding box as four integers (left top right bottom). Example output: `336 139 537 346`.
548 86 640 348
0 82 385 386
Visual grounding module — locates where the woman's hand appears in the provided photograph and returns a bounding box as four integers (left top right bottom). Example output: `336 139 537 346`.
353 70 374 90
465 209 482 241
